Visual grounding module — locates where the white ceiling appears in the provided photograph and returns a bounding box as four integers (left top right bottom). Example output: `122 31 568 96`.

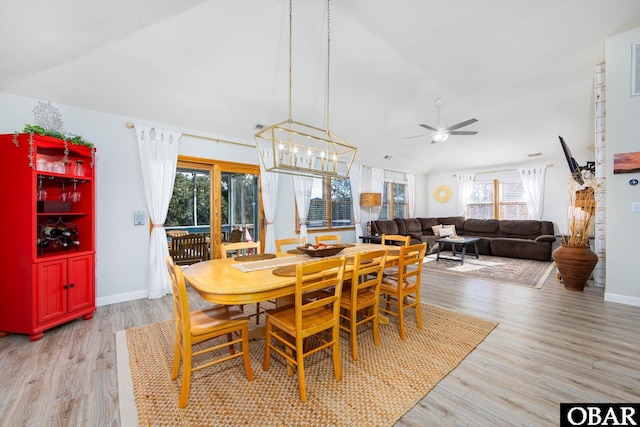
2 0 640 174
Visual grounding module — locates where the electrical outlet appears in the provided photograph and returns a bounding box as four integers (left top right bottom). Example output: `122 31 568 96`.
632 202 640 213
134 210 145 225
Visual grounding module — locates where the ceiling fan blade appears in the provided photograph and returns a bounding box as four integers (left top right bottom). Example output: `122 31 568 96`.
449 130 478 135
419 123 438 131
447 118 478 131
402 134 428 140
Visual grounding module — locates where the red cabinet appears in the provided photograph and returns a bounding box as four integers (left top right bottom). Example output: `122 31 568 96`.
0 133 96 341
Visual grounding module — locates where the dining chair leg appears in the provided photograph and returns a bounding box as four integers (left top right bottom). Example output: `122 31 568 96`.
240 324 254 381
225 332 236 356
415 296 423 330
171 331 181 380
178 347 193 408
332 326 342 381
372 306 380 347
262 321 272 371
350 309 358 360
398 297 406 340
296 335 307 402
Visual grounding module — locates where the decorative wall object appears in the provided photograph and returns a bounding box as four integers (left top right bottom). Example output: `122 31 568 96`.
613 151 640 174
593 63 606 288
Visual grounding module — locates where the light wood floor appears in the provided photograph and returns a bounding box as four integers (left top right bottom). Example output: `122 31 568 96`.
0 268 639 427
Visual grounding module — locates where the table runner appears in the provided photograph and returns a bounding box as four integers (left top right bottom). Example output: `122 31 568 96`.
230 244 383 273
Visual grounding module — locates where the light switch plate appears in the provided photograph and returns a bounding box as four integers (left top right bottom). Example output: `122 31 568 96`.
632 202 640 213
134 210 145 225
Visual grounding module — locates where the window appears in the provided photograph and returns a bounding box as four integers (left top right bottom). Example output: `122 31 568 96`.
299 177 353 230
166 167 211 235
379 182 408 220
466 180 530 220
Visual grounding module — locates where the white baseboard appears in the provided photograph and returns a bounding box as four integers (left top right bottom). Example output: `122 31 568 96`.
604 292 640 307
97 290 148 307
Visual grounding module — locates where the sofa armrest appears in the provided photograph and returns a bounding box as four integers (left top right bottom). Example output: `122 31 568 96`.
407 232 423 240
535 234 556 243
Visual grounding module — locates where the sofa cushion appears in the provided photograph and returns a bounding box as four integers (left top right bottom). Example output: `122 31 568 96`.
437 217 465 233
394 218 422 235
491 238 552 261
417 217 439 235
463 218 499 235
498 220 542 240
371 220 399 236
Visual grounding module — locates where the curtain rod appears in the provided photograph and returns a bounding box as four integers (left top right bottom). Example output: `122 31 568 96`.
125 122 255 148
452 163 553 177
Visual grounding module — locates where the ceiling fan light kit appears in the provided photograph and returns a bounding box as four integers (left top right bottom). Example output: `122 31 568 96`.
406 98 478 144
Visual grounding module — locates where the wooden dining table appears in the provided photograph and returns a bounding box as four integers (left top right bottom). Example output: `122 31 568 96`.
182 243 398 306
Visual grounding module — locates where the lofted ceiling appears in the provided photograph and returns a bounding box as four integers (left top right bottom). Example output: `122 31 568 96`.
2 0 640 175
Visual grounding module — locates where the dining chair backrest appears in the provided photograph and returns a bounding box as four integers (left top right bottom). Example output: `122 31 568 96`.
170 233 209 265
396 242 426 283
381 234 411 247
315 234 341 245
275 237 306 252
294 257 346 324
167 229 189 238
166 255 190 336
220 241 261 258
229 229 243 243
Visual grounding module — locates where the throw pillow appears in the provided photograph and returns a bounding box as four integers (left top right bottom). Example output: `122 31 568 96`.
440 227 456 237
440 225 457 237
431 224 443 237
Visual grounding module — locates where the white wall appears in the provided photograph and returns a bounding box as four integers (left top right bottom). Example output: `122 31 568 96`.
605 27 640 306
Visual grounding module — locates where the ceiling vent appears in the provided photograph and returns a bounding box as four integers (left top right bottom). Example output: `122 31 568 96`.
254 123 264 130
527 152 543 157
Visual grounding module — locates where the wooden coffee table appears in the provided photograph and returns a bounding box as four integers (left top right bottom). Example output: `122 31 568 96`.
435 237 480 265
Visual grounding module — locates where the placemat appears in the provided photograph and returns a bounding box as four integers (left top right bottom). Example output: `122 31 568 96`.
287 249 303 255
234 253 277 262
272 265 297 277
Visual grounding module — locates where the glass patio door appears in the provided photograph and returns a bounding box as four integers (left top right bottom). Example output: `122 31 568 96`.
167 158 262 260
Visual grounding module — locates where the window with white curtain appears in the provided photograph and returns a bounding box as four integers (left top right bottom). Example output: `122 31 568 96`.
379 181 407 220
467 180 530 220
297 176 353 230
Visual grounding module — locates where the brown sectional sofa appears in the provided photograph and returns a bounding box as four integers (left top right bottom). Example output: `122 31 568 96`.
371 216 556 261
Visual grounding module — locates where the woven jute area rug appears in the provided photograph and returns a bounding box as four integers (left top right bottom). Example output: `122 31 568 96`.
117 304 496 427
423 254 555 288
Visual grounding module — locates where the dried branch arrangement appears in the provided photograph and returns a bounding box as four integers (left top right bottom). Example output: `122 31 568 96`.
562 179 596 247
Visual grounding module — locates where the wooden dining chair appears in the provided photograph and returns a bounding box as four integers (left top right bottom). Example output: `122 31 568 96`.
380 234 410 276
170 233 209 265
220 241 265 323
275 237 306 253
378 242 427 340
339 249 387 360
219 241 261 258
381 234 411 247
263 257 346 402
315 234 341 245
165 256 253 408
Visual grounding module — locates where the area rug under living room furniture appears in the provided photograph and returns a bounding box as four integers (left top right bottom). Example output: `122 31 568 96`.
117 304 497 427
424 254 555 288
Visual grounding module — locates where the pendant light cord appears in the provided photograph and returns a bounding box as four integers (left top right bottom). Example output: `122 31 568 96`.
326 0 331 132
288 0 293 123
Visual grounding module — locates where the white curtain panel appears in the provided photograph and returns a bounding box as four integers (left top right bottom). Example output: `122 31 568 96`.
293 175 313 242
134 125 181 299
456 174 476 217
406 174 415 218
259 162 279 253
517 165 547 220
349 163 363 239
371 167 385 220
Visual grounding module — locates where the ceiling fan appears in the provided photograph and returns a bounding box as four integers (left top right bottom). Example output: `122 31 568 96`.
404 98 478 144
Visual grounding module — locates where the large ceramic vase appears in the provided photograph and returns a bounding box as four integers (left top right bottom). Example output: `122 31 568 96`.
553 245 598 291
